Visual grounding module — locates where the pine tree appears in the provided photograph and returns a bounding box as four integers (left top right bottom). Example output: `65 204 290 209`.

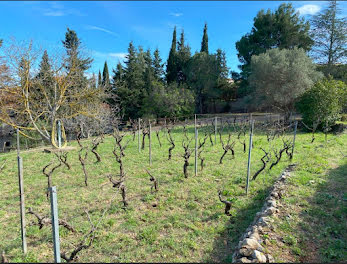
102 61 110 89
216 49 229 79
113 62 124 83
35 50 54 101
236 4 312 79
62 28 92 72
310 0 347 67
153 48 164 82
200 23 209 54
144 49 154 93
62 27 93 102
166 26 177 83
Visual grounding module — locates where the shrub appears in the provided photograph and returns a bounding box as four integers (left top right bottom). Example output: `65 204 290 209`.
296 78 347 130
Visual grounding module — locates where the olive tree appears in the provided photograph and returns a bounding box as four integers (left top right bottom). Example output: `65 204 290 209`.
249 47 323 119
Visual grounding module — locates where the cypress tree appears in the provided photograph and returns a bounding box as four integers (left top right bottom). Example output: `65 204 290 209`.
201 23 209 54
98 70 102 88
166 26 177 83
102 61 110 89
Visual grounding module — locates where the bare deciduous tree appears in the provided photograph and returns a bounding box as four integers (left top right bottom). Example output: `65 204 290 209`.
0 40 103 148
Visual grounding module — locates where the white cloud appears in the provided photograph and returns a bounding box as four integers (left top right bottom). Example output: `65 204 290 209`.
44 10 65 16
36 2 86 17
92 51 127 63
109 53 127 59
170 12 183 17
296 4 321 15
85 25 119 37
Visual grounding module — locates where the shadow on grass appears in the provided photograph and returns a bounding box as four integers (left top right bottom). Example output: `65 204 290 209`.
296 163 347 263
206 187 272 263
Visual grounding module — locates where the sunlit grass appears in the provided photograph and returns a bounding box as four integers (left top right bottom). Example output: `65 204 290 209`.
0 124 346 262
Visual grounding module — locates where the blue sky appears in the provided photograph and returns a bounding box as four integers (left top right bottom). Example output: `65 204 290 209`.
1 1 346 77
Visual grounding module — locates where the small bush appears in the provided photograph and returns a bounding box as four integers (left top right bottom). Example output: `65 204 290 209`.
296 78 347 131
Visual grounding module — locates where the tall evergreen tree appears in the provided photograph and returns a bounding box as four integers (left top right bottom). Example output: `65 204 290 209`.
177 30 191 84
98 70 102 88
144 49 154 94
62 28 92 72
166 26 178 83
113 62 124 84
310 0 347 68
200 23 209 53
102 61 110 89
216 49 229 79
35 50 54 101
236 3 313 78
153 48 164 82
116 42 146 119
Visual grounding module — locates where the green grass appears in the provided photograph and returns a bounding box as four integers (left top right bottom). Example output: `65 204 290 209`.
265 132 347 263
0 125 346 262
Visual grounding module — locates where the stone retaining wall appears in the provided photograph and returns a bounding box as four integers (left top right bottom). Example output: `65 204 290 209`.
232 164 296 263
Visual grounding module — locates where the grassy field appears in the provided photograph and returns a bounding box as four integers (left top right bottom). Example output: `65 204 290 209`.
0 123 346 262
263 132 347 262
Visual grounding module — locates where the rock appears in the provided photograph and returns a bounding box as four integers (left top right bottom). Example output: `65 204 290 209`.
257 226 264 234
271 192 279 199
258 217 272 227
267 199 277 208
264 207 277 216
252 250 267 263
239 247 253 257
256 212 262 218
236 257 252 263
241 238 264 252
266 254 274 263
249 232 260 242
